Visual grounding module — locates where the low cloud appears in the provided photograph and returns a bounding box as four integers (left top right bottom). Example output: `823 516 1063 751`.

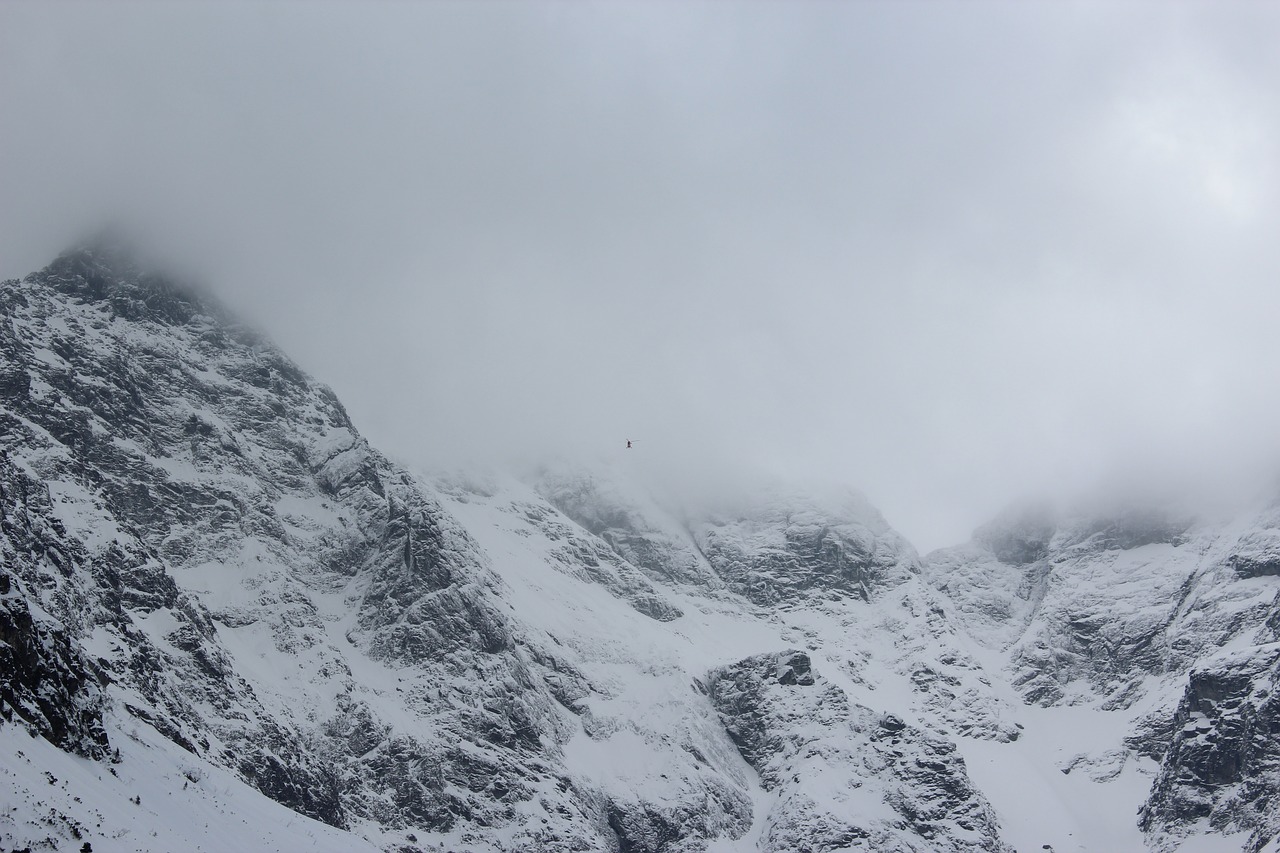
3 1 1278 551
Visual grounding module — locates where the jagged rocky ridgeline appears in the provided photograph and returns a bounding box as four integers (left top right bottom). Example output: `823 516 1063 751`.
1 243 1279 852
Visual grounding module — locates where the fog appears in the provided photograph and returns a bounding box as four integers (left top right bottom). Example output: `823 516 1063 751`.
3 1 1279 551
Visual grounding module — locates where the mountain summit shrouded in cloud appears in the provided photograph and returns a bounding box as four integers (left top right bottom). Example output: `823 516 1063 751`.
3 245 1280 851
5 9 1280 849
3 2 1280 552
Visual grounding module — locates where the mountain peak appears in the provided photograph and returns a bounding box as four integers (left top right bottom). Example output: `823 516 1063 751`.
25 234 220 328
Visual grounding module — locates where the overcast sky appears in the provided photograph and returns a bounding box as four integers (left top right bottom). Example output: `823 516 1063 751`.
3 1 1279 551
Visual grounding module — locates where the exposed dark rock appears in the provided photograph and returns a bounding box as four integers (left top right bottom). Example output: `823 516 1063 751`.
605 793 750 853
775 651 814 686
1228 514 1280 583
0 573 109 759
1140 647 1280 852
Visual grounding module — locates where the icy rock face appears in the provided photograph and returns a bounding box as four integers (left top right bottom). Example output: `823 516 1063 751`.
706 650 1009 852
928 503 1251 707
434 475 756 852
0 572 109 760
0 245 621 848
0 447 110 760
501 495 683 622
1227 517 1280 580
1009 509 1280 709
1140 645 1280 852
691 485 919 607
532 466 724 592
931 498 1280 850
922 543 1046 656
530 468 1018 745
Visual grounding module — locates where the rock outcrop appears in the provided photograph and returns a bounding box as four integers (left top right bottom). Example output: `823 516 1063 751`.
706 650 1009 852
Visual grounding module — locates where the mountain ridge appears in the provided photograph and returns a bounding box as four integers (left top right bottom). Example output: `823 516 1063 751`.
1 245 1278 852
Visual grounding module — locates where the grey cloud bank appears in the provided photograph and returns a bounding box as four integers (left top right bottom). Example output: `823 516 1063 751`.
2 1 1278 551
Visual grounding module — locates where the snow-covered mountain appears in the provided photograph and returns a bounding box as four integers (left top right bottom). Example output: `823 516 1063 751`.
2 244 1278 852
928 501 1280 852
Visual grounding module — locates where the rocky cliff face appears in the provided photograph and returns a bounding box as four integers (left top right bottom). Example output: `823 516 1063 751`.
927 498 1280 851
2 244 1279 852
1140 645 1280 852
0 245 617 850
690 485 918 608
706 650 1008 853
